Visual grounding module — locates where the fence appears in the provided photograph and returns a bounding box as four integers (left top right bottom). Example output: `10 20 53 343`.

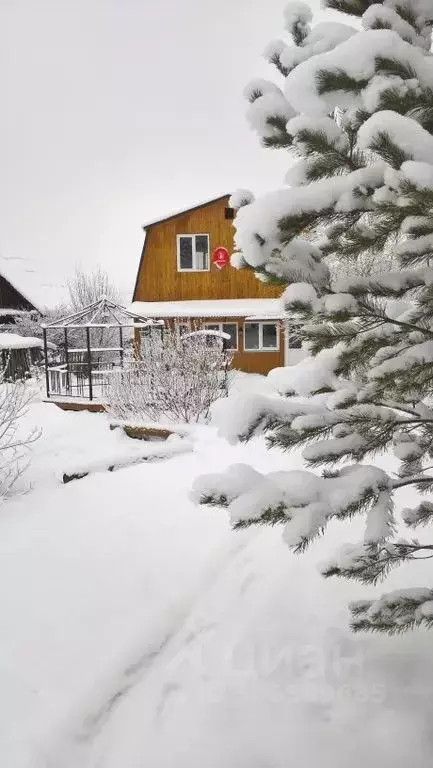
47 360 120 400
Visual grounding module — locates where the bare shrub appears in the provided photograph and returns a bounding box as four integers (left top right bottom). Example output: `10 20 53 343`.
107 327 232 424
0 370 39 500
67 265 121 310
66 266 124 356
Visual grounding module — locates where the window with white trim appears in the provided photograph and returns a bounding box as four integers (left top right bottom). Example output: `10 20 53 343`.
244 321 279 351
177 234 210 271
204 322 238 350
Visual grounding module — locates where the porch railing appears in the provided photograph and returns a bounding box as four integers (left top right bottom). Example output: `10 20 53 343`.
47 361 121 400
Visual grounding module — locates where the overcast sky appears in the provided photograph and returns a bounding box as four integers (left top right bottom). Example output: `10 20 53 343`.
2 0 326 298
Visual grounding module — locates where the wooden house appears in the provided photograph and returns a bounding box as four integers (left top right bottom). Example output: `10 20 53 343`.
130 194 302 375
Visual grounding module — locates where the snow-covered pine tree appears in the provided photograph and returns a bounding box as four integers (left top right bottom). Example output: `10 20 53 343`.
194 0 433 634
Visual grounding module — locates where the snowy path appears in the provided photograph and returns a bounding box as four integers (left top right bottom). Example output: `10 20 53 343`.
1 402 433 767
48 528 256 768
0 447 232 768
53 523 433 768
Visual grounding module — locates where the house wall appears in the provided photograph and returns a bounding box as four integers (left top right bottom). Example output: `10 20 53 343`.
218 315 284 374
133 196 281 303
166 317 285 375
133 196 287 375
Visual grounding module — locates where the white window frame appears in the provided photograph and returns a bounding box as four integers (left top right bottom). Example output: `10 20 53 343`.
203 321 238 351
176 234 210 272
243 321 279 352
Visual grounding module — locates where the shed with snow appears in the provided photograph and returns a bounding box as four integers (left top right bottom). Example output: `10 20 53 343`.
0 333 47 380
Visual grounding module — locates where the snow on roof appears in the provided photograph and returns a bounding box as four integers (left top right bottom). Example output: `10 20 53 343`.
141 194 231 230
0 255 67 313
0 309 32 317
0 333 44 350
129 299 285 319
181 329 231 340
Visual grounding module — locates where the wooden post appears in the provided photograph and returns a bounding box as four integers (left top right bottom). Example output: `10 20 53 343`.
43 327 50 398
86 326 93 401
64 327 70 396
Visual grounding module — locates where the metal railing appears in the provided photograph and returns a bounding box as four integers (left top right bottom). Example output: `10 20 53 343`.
47 360 120 400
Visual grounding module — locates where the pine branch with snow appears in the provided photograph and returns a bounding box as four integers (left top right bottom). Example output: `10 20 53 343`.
197 0 433 634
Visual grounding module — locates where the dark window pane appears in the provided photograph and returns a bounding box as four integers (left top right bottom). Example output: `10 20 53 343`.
244 323 259 350
222 323 237 349
179 236 193 269
195 235 209 270
262 323 278 349
205 324 219 332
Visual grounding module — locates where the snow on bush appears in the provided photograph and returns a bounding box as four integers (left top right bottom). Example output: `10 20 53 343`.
233 164 386 270
287 114 349 151
0 372 39 500
267 345 347 396
210 389 323 445
107 327 232 425
280 21 356 74
193 462 390 550
285 29 433 116
246 90 296 139
358 110 433 163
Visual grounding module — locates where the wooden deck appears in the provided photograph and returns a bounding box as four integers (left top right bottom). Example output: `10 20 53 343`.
43 397 107 413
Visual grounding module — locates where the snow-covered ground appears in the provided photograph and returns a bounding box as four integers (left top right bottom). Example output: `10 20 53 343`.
1 386 433 768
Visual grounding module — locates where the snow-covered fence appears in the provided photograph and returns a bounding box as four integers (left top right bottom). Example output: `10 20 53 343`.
48 361 119 400
42 296 158 403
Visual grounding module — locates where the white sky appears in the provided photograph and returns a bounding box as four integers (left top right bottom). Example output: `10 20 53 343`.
1 0 325 298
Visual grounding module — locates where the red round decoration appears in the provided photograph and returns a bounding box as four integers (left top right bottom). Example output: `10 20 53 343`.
212 247 230 270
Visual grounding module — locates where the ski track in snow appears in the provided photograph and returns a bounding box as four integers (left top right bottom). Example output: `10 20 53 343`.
51 529 256 766
3 398 433 767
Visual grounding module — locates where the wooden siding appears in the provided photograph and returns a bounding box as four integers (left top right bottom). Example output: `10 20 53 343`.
133 196 281 303
168 317 284 375
229 317 284 374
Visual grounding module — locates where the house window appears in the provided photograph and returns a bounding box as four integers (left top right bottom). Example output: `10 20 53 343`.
177 234 209 271
244 321 279 351
204 322 238 350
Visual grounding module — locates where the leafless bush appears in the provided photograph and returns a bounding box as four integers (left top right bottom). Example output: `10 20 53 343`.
66 266 123 357
0 370 39 500
107 327 232 424
67 265 121 310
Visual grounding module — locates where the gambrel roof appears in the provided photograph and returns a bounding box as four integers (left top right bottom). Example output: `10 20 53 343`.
141 194 231 230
